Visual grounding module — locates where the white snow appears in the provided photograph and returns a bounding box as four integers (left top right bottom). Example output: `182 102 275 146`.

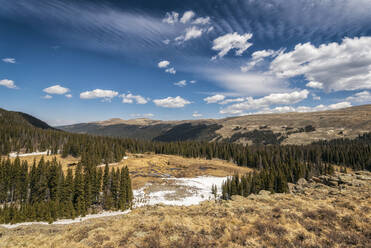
133 176 228 207
0 210 130 229
8 150 51 158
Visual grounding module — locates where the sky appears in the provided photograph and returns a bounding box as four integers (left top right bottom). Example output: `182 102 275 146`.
0 0 371 126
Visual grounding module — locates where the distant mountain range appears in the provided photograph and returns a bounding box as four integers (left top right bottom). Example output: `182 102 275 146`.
57 104 371 145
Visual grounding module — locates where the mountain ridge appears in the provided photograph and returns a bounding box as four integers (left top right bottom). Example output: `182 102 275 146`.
58 104 371 145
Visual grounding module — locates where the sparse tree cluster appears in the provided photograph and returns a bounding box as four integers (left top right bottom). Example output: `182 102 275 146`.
221 162 335 200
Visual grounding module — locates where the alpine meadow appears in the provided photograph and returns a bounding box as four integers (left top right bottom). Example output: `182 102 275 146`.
0 1 370 247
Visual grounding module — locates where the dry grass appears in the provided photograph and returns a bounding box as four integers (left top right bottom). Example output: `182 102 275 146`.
0 171 369 248
6 154 80 173
117 153 252 189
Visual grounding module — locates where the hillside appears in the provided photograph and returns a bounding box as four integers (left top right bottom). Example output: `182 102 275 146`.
0 108 55 130
58 104 371 145
1 170 369 248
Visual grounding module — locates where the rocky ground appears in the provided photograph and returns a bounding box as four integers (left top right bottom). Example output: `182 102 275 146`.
0 171 370 248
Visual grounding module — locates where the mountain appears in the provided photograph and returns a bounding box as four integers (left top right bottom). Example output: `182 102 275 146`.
0 108 55 130
58 104 371 145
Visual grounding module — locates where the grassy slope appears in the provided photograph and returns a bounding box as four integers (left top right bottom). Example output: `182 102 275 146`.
1 171 369 248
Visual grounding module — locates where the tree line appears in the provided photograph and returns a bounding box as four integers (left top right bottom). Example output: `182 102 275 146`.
221 161 335 200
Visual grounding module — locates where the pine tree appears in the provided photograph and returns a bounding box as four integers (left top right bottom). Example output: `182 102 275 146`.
74 163 85 215
211 184 218 200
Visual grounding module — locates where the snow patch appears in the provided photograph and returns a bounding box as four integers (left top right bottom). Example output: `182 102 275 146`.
0 210 130 229
133 176 228 207
9 150 51 158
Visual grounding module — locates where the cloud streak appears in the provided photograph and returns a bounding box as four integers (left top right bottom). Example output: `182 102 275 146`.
2 58 16 64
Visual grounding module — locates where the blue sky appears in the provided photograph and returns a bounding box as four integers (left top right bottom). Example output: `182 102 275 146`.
1 0 371 125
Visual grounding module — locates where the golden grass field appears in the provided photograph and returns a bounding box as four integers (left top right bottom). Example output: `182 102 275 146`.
0 171 369 248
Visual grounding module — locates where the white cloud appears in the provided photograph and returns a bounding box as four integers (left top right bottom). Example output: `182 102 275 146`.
270 36 371 92
163 39 170 45
184 26 203 40
220 90 309 115
43 84 70 95
80 89 118 101
2 58 16 64
211 32 253 59
241 49 282 72
162 11 179 24
209 71 290 96
0 79 17 89
65 94 72 98
158 60 170 68
158 60 175 74
180 11 195 24
131 113 154 118
175 26 203 42
312 93 320 101
192 17 210 25
192 111 203 118
174 80 187 87
227 101 351 116
153 96 191 108
204 94 225 104
190 80 196 84
43 94 52 99
346 91 371 103
165 67 176 74
321 102 352 110
306 81 324 89
219 98 245 105
120 93 148 104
